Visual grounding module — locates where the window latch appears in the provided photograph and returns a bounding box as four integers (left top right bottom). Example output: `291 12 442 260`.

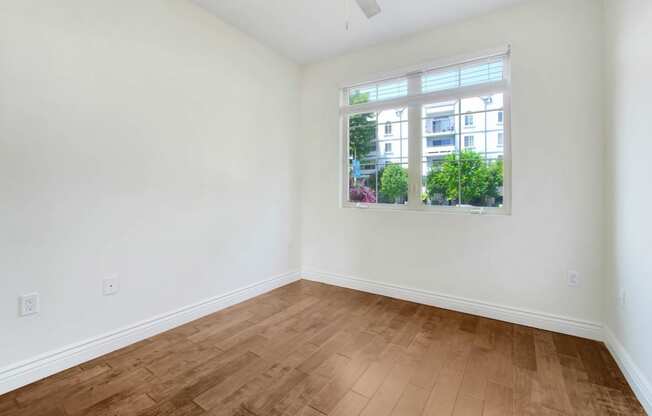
355 203 369 209
470 207 485 215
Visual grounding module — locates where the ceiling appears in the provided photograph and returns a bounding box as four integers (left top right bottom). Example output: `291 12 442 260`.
193 0 527 64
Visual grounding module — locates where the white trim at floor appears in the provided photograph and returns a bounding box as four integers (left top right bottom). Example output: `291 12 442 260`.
302 270 604 341
603 327 652 415
0 271 301 396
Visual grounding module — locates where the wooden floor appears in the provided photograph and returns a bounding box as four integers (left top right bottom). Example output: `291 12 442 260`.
0 280 645 416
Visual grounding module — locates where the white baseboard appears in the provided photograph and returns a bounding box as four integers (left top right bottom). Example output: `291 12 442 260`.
302 270 603 341
603 327 652 415
0 271 301 396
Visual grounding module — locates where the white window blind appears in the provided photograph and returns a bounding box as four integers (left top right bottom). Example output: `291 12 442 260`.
422 57 505 93
343 51 509 112
348 78 408 105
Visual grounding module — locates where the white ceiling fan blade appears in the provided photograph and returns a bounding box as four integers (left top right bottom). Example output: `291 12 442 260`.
355 0 381 19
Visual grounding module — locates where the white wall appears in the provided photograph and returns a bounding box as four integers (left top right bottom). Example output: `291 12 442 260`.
0 0 301 369
604 0 652 406
300 0 605 324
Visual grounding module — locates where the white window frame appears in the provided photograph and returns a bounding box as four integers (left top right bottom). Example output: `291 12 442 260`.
339 46 512 215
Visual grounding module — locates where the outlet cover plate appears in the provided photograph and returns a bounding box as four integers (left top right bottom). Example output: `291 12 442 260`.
19 293 40 316
568 270 580 287
103 277 120 296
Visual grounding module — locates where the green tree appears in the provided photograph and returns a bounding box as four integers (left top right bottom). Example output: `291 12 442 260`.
348 93 376 160
366 166 393 203
381 164 408 203
486 160 504 200
426 150 503 206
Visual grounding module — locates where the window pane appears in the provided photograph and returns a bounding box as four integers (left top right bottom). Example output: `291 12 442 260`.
460 58 504 87
423 94 505 208
424 158 459 206
422 68 459 93
459 94 504 208
422 57 505 93
348 79 408 106
422 100 459 206
348 108 408 204
459 157 504 208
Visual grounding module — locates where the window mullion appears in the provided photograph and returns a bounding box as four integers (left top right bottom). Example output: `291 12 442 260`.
407 75 422 209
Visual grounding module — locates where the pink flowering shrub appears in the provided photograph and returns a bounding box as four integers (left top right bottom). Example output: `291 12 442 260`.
349 180 377 203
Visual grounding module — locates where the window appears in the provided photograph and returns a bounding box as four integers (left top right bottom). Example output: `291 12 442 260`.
342 48 510 213
384 121 392 136
428 136 455 147
426 116 455 134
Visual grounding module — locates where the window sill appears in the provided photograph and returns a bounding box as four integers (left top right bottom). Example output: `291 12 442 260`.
342 202 510 216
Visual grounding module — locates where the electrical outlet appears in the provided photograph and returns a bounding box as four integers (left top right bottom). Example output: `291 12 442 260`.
19 293 40 316
102 277 120 296
619 289 626 307
568 270 580 287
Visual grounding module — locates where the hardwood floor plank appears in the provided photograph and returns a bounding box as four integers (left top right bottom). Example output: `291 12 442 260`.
82 392 156 416
576 338 614 389
390 383 429 416
329 390 369 416
513 326 537 372
299 405 328 416
62 367 154 415
146 343 222 379
203 344 319 415
473 319 496 350
0 280 644 416
485 327 514 389
452 394 484 416
0 392 18 414
138 399 207 416
441 329 474 375
410 338 447 389
422 367 465 416
271 372 331 416
352 345 401 398
243 368 308 415
459 315 479 334
188 314 255 345
308 335 390 414
358 359 417 416
598 343 635 393
192 354 271 410
14 364 110 406
148 348 263 403
458 347 491 401
533 339 574 414
483 381 513 416
215 297 321 352
552 333 579 358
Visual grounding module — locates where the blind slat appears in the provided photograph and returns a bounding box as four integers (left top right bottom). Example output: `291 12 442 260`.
345 55 507 108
